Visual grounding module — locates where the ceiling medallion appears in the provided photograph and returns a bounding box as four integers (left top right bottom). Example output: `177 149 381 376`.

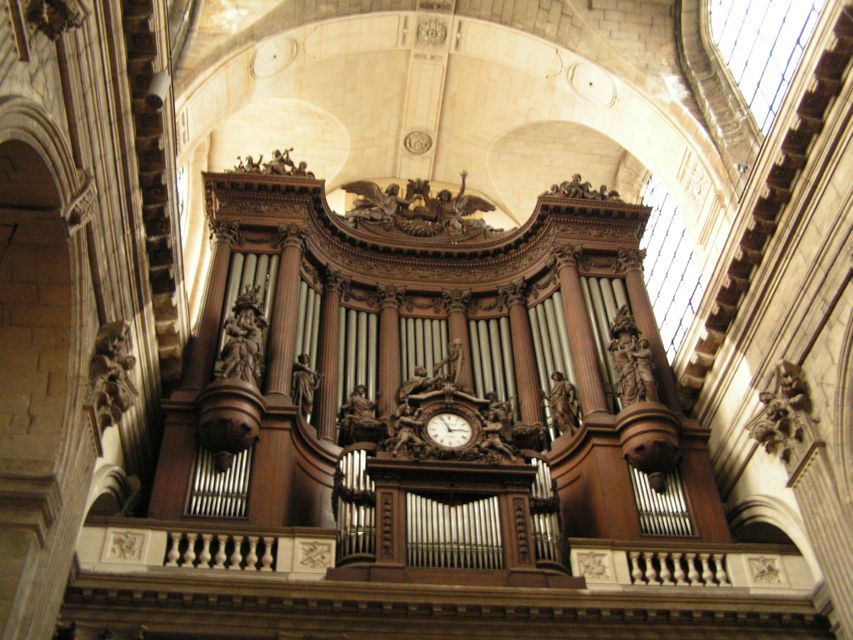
416 18 448 48
404 131 433 155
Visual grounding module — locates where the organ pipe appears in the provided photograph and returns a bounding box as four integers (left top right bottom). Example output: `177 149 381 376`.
400 318 448 382
467 318 516 404
629 465 694 536
188 445 252 518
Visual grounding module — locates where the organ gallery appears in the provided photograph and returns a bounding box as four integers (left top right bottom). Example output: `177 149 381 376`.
145 160 732 583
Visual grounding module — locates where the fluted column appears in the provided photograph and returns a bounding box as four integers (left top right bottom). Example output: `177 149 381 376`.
550 245 609 415
377 284 405 418
499 280 545 425
442 288 474 392
265 224 307 399
618 249 679 410
184 220 240 390
315 269 347 441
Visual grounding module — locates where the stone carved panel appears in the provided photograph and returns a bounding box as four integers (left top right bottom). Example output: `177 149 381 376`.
297 540 334 570
747 555 784 585
103 529 147 563
416 18 448 48
575 551 612 582
404 131 433 155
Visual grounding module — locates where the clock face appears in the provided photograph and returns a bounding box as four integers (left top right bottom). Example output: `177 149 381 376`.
426 413 473 449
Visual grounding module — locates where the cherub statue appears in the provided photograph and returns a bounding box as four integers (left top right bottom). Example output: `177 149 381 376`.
341 182 415 225
235 155 263 173
263 148 294 175
479 420 517 461
427 170 496 235
387 400 427 456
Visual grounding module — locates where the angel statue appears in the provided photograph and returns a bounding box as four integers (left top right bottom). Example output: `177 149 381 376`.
341 181 415 225
431 170 495 235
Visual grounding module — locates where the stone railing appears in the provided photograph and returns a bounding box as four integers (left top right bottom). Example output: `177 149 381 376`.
77 518 336 581
570 539 817 593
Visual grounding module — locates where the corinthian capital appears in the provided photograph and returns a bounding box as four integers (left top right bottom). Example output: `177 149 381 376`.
325 268 349 294
208 220 241 245
617 248 645 273
442 289 471 313
549 244 583 270
275 224 308 251
498 279 527 308
28 0 86 40
377 284 406 308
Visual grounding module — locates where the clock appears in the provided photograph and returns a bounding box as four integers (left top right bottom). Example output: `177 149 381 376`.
426 413 474 449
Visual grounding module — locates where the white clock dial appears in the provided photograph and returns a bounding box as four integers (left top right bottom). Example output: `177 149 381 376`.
426 413 473 449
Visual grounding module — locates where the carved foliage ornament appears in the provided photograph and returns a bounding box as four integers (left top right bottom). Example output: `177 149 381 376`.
744 360 819 475
27 0 86 40
416 17 448 47
498 279 527 308
88 320 137 433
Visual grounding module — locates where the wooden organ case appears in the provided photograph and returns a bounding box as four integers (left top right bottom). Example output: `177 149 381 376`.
148 168 731 587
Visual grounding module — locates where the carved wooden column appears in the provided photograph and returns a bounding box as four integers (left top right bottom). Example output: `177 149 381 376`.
184 220 240 390
499 280 545 426
442 289 474 392
265 225 307 400
377 284 405 418
550 245 609 415
618 249 679 410
314 269 347 440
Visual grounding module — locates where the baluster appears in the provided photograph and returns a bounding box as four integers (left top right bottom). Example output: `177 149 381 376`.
198 533 213 568
686 552 700 586
700 553 715 586
672 552 687 585
658 552 673 585
165 532 181 566
182 533 198 568
629 551 643 584
643 551 658 584
213 534 227 569
246 536 259 570
260 536 274 571
713 553 730 586
229 535 244 570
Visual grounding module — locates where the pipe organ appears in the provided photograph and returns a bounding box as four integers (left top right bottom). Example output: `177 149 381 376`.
148 165 733 588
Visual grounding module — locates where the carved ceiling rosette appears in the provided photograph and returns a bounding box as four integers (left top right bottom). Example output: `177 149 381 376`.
744 360 820 478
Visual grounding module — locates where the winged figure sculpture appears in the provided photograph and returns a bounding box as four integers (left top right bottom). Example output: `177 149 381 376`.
341 181 414 225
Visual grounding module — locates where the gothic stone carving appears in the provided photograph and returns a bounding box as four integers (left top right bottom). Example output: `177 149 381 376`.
27 0 85 40
216 286 266 387
744 360 819 475
88 321 137 434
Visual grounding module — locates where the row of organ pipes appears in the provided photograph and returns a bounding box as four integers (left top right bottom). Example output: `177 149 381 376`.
195 253 691 537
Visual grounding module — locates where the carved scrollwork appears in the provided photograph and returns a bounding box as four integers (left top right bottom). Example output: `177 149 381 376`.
87 321 137 433
744 361 819 475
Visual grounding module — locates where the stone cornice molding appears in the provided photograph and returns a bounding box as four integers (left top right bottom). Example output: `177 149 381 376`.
0 473 62 546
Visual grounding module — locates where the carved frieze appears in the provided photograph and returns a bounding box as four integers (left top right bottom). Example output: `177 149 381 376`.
744 361 820 477
575 551 612 582
87 321 137 435
404 131 433 154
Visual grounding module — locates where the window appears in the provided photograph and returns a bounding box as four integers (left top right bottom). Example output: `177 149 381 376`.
640 176 706 362
710 0 824 134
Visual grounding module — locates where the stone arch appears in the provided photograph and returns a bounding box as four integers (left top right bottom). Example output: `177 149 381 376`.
85 463 141 517
728 496 821 579
0 97 97 640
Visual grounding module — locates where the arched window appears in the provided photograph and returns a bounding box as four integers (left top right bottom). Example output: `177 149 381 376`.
710 0 824 133
640 176 706 363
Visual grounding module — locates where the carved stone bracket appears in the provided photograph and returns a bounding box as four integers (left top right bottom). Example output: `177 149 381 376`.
442 288 471 313
377 284 406 309
275 224 308 251
617 248 645 273
498 279 527 308
208 219 241 246
27 0 86 40
86 321 137 449
744 361 820 478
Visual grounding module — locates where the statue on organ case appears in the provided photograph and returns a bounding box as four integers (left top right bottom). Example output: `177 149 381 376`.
608 306 659 407
338 384 386 444
387 400 427 456
292 353 321 418
432 339 465 388
217 285 266 387
545 371 580 437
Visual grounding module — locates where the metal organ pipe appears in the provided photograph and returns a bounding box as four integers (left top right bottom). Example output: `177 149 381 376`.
367 314 378 400
400 318 448 383
551 291 578 384
187 446 251 518
498 317 518 418
468 320 485 394
488 319 506 400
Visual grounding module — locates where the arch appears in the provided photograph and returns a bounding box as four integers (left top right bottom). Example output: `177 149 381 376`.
728 496 821 579
85 463 141 517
